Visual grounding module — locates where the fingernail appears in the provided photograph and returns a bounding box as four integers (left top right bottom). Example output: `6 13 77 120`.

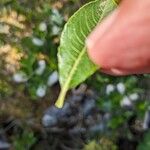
111 68 124 75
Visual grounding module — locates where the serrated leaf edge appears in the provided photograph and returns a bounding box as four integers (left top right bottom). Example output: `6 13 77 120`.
55 0 117 108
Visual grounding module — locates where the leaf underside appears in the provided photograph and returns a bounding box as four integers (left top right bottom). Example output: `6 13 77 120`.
56 0 117 108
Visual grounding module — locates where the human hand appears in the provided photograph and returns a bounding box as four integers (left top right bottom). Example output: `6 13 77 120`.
87 0 150 76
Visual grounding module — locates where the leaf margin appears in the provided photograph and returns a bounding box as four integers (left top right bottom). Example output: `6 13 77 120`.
55 0 117 108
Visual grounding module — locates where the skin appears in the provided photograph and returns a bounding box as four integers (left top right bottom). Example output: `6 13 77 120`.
86 0 150 76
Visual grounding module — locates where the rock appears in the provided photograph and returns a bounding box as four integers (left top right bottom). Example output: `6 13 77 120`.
42 114 57 127
143 110 150 130
82 99 95 116
0 140 10 150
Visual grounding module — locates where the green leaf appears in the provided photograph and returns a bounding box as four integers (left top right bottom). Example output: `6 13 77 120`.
138 131 150 150
56 0 117 108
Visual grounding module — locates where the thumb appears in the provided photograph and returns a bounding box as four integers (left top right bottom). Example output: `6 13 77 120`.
86 0 150 75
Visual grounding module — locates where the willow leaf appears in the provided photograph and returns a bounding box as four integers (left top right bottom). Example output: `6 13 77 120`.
55 0 117 108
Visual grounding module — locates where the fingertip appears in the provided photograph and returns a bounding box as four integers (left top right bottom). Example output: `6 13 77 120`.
86 10 119 68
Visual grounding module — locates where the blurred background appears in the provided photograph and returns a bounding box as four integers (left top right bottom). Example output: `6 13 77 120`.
0 0 150 150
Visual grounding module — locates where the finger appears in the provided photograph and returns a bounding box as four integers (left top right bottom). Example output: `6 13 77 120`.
86 0 150 74
101 68 131 76
101 67 150 76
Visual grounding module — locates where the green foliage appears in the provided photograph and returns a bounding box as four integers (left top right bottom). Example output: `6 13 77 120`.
85 73 149 142
0 80 12 98
83 138 118 150
138 131 150 150
13 130 36 150
56 0 117 108
0 0 65 99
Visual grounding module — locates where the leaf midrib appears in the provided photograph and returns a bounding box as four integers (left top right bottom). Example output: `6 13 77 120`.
55 0 117 108
55 47 86 108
